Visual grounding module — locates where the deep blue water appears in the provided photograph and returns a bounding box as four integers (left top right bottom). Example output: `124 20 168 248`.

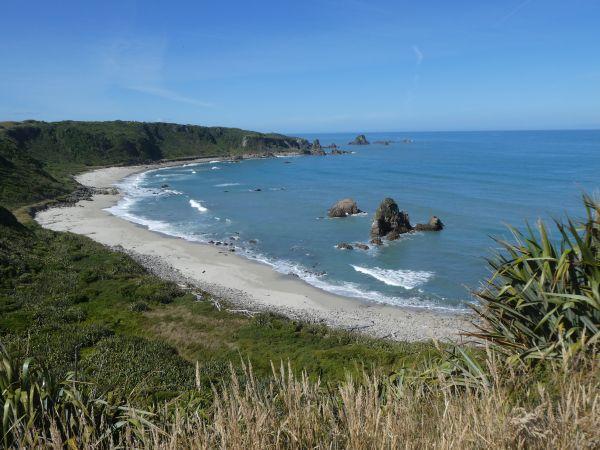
108 130 600 310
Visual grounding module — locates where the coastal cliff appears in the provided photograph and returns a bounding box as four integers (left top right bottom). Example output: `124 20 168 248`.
0 120 308 208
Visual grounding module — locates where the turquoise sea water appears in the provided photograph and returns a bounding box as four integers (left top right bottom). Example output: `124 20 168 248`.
108 130 600 310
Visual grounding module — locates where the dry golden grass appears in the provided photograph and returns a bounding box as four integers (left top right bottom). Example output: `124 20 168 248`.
143 304 247 357
21 359 598 449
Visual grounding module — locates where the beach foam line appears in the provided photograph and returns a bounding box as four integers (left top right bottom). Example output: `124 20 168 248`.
351 265 433 289
189 199 208 212
235 251 452 310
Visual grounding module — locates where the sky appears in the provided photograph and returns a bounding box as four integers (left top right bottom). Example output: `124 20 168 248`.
1 0 599 133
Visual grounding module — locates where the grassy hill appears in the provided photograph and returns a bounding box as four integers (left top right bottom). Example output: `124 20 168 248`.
0 120 310 208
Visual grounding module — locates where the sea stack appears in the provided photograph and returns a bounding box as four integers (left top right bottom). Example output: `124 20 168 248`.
370 198 413 240
311 139 326 155
328 198 362 217
348 134 370 145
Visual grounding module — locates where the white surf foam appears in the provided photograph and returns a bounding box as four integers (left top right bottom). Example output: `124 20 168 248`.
351 265 433 289
215 183 241 187
105 166 460 312
238 252 450 309
211 166 221 170
189 199 208 212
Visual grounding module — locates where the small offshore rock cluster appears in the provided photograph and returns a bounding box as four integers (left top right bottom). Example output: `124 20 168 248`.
329 197 444 249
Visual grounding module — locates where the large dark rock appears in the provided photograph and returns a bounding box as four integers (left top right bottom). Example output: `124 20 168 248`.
328 198 362 218
415 216 444 231
311 139 326 155
336 242 353 250
348 134 370 145
370 198 413 240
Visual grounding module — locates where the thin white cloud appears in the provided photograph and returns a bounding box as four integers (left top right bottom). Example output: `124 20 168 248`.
412 45 424 65
496 0 534 25
126 85 213 108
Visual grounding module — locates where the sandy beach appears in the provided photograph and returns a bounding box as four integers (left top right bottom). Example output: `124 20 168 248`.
36 159 473 342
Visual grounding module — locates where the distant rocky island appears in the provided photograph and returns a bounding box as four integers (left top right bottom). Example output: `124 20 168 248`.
309 139 351 156
348 134 370 145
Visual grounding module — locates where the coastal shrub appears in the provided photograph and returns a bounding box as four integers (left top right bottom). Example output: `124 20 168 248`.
130 300 150 312
470 195 600 363
80 335 194 398
134 280 185 304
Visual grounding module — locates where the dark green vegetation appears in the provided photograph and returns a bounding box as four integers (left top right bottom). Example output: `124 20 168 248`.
0 120 309 208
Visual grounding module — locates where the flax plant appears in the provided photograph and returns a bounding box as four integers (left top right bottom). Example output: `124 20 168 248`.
470 195 600 362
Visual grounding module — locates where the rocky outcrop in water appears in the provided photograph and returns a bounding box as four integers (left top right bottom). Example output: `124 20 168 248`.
330 149 350 155
369 198 444 240
309 139 326 155
370 198 413 240
348 134 370 145
328 198 362 218
336 242 354 250
415 216 444 231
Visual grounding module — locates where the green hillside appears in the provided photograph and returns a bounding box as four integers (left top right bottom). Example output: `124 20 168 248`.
0 120 310 208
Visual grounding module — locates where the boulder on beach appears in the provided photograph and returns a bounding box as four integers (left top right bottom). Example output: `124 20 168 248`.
370 198 413 240
415 216 444 231
336 242 354 250
348 134 370 145
328 198 362 218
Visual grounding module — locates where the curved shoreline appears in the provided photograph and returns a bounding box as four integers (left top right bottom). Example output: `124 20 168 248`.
35 158 474 341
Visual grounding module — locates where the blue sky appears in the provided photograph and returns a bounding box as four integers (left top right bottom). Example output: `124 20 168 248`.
1 0 599 133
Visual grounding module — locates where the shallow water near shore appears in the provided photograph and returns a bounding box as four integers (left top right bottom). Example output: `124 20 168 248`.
107 130 600 310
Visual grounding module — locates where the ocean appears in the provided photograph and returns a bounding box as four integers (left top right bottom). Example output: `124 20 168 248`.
107 130 600 310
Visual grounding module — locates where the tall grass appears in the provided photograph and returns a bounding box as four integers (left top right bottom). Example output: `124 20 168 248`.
2 354 598 449
470 195 600 362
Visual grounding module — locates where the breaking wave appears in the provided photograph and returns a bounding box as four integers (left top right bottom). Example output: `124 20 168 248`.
351 265 433 289
189 199 208 212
